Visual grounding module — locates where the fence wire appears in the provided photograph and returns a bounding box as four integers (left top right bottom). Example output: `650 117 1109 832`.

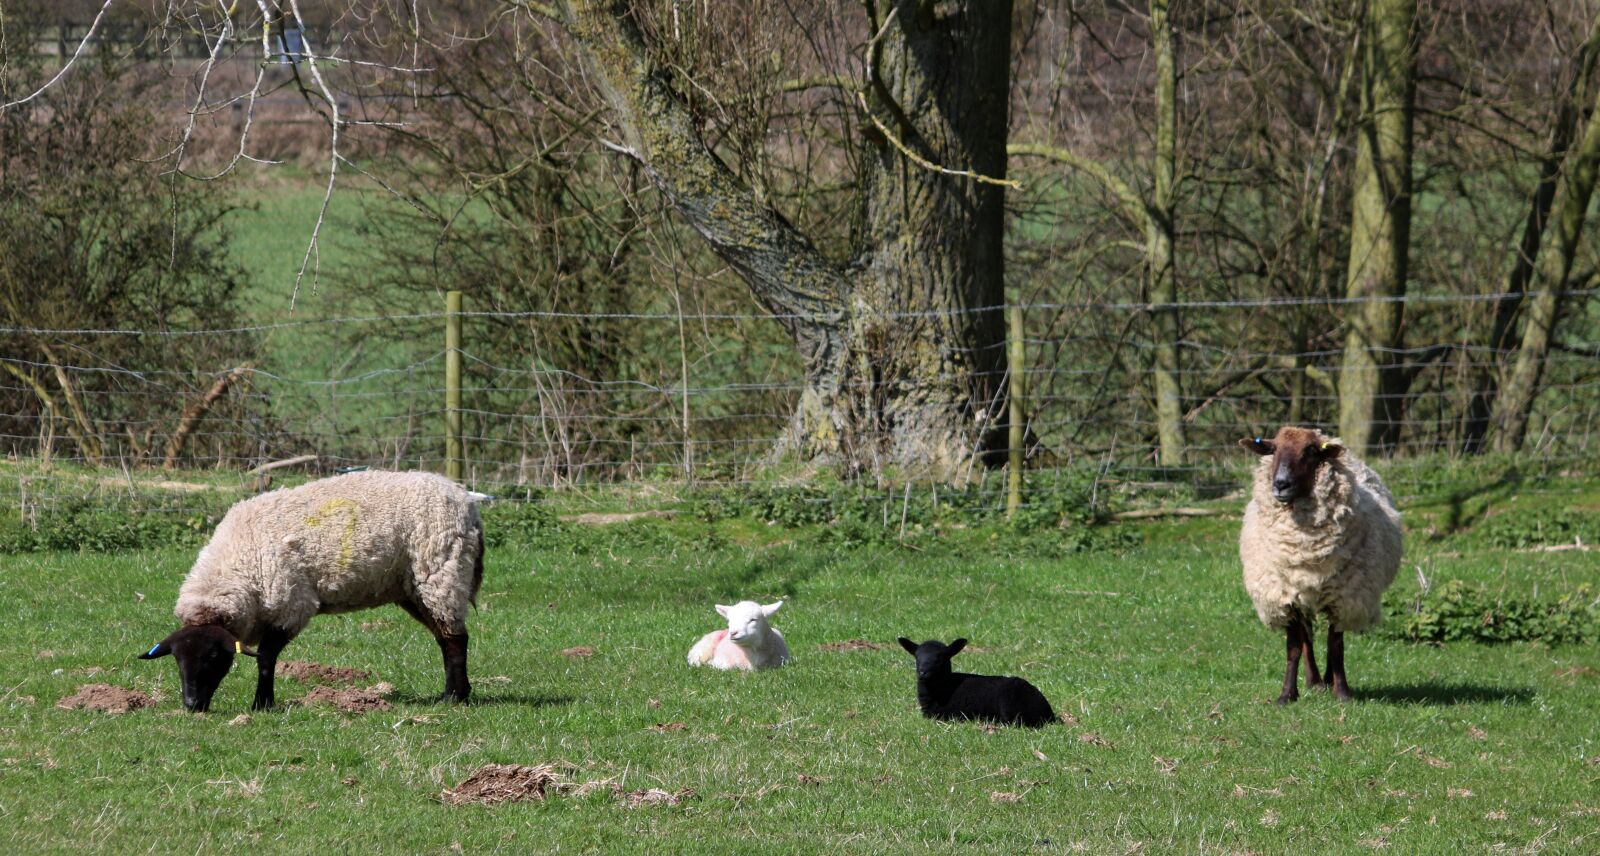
3 293 1598 517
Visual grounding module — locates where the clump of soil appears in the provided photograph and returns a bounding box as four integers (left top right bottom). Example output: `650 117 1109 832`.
56 684 153 714
442 763 687 809
817 639 885 652
623 788 695 809
276 661 372 685
297 685 392 713
442 764 568 806
560 646 595 658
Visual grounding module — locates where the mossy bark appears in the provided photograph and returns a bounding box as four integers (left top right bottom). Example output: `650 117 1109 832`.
1337 0 1415 454
1148 0 1184 467
1463 16 1600 455
563 0 1012 480
1493 50 1600 452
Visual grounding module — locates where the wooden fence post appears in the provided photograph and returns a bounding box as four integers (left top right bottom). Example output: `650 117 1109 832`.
1007 301 1025 519
445 290 463 482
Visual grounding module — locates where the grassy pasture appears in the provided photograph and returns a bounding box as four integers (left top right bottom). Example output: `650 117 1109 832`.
2 474 1599 854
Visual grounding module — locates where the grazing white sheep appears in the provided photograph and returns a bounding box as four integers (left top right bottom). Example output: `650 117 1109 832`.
1238 426 1402 703
686 600 789 670
897 637 1056 728
138 471 487 712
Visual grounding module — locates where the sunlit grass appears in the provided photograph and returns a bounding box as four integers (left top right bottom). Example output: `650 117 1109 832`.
2 477 1597 853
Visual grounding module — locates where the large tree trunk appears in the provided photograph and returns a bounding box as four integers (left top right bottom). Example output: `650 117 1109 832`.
562 0 1012 480
1337 0 1415 455
1462 15 1600 454
851 0 1012 477
1493 51 1600 453
1147 0 1183 468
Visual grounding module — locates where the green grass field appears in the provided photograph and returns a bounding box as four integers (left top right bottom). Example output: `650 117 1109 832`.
2 473 1598 854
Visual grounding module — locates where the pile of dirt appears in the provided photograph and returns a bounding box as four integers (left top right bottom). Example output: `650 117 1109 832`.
442 764 690 809
817 639 885 652
442 764 568 806
56 684 153 714
276 661 372 684
297 685 392 713
560 646 595 658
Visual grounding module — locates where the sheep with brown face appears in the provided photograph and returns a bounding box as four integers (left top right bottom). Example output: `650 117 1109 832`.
1238 426 1402 703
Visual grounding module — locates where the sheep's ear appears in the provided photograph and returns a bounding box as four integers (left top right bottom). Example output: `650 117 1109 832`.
760 600 783 617
1318 441 1344 461
1238 437 1275 456
897 637 918 654
947 638 968 656
715 604 731 618
138 641 171 660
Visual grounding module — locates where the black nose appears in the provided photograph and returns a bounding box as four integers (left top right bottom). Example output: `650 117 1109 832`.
1272 477 1293 494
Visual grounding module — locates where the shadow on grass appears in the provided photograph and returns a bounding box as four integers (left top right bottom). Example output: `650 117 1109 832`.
1356 683 1534 705
1415 468 1524 541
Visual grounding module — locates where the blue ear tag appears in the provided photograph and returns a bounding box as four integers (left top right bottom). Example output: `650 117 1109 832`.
147 644 162 657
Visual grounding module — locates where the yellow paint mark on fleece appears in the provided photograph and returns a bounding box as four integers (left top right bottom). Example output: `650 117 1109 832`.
304 498 359 572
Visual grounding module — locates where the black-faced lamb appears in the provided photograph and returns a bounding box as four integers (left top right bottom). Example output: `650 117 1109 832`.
897 637 1055 728
1238 426 1402 703
139 471 486 712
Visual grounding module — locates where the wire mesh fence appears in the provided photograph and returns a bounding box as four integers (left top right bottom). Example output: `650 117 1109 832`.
3 290 1598 517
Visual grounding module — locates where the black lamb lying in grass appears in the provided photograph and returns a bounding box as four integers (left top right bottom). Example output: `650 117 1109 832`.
897 637 1056 728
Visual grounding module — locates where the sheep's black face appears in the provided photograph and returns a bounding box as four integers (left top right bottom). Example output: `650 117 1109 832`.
1239 427 1343 505
139 625 253 712
898 637 967 681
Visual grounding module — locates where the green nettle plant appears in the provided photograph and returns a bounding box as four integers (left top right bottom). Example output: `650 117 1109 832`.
1388 579 1600 645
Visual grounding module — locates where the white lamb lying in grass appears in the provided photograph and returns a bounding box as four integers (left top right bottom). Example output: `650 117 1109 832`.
686 601 790 670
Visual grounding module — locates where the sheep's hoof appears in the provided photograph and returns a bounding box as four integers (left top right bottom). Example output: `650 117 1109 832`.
250 698 276 712
1274 692 1298 705
438 691 470 704
1332 686 1353 702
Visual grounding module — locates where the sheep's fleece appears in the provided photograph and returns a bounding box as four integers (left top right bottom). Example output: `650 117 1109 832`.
175 471 484 643
1240 440 1402 633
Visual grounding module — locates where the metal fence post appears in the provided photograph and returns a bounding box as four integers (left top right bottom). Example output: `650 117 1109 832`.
1007 301 1024 519
445 290 463 482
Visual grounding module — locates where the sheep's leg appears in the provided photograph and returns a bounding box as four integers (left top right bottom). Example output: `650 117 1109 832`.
251 626 291 711
400 600 470 703
1277 620 1305 705
1300 616 1326 690
1326 629 1352 701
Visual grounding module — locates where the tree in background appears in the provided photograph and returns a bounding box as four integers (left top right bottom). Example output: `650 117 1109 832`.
0 12 257 465
1009 0 1186 467
548 0 1016 481
7 0 1600 479
1492 9 1600 452
1337 0 1417 454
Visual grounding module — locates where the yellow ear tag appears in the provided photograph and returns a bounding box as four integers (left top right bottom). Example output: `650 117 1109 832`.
235 641 242 654
1320 442 1330 450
